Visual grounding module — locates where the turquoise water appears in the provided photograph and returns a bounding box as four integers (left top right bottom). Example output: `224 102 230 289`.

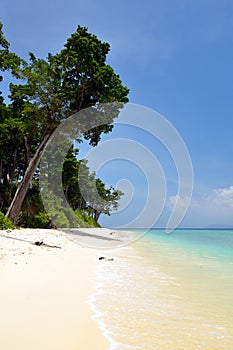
93 229 233 349
138 229 233 278
144 228 233 260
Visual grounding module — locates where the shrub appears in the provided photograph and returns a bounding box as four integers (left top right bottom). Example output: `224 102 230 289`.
18 208 100 229
19 211 51 228
75 210 101 228
0 211 15 230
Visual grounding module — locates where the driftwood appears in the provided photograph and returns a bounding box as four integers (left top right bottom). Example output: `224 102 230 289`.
98 256 114 261
0 233 61 249
34 241 61 249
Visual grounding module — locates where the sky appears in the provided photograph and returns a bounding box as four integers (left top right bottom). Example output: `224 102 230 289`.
1 0 233 228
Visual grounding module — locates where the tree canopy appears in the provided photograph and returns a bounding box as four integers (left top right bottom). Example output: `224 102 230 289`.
0 22 129 227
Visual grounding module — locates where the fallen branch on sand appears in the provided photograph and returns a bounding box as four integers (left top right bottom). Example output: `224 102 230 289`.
34 241 61 249
98 256 114 261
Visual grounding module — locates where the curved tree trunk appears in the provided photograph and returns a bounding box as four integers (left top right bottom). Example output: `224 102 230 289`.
24 134 31 172
94 209 101 223
6 133 51 225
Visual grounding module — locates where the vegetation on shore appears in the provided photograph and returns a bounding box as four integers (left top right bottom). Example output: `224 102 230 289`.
0 22 129 229
0 211 14 230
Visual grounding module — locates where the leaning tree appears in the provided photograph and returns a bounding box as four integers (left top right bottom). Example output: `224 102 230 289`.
1 24 129 224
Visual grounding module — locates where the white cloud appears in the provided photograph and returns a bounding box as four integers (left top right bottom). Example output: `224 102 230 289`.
167 185 233 227
213 185 233 208
167 195 191 211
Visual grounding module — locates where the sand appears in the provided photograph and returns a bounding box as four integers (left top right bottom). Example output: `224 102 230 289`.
0 227 123 350
61 227 133 249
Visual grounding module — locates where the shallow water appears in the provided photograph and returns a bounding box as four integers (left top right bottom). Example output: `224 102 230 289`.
91 229 233 349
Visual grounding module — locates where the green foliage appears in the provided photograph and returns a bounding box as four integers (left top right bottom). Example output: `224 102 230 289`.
75 210 100 228
62 146 123 222
17 146 121 228
37 189 70 228
18 208 100 229
19 211 50 228
0 211 15 230
1 21 128 225
18 209 100 229
0 22 22 84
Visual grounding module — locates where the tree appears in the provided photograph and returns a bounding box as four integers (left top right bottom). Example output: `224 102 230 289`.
62 146 123 223
0 22 22 85
0 23 23 211
4 25 129 224
91 178 123 222
0 107 25 210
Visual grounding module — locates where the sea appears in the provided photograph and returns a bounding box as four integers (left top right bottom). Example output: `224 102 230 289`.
89 229 233 350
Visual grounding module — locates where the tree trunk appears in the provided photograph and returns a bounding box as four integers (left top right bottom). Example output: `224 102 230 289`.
6 133 51 225
9 150 17 184
24 134 31 172
0 158 2 183
94 209 101 223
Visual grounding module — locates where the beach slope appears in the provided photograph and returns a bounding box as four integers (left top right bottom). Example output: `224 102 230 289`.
0 228 110 350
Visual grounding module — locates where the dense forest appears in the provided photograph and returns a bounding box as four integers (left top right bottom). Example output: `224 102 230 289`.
0 22 129 229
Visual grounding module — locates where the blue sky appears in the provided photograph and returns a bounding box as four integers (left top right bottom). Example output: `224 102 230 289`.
1 0 233 228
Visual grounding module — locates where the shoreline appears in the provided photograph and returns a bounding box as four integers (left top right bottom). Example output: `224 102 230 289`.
2 228 232 348
88 229 233 349
89 235 140 350
0 227 123 350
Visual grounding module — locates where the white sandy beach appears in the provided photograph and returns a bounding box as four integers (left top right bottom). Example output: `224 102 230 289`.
0 227 124 350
